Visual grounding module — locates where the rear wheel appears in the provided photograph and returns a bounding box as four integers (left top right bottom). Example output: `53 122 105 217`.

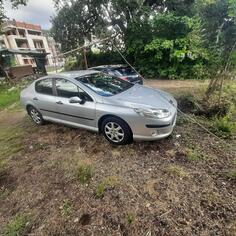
28 106 44 125
101 117 133 145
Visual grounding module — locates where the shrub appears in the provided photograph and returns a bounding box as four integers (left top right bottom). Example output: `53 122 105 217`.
212 105 236 138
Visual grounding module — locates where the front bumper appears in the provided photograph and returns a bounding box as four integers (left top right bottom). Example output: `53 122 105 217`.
133 114 177 141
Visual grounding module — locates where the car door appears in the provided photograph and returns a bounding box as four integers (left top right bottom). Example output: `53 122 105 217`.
34 78 59 119
54 78 96 128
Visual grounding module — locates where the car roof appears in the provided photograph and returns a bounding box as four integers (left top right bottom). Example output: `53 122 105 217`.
50 70 99 79
89 64 128 70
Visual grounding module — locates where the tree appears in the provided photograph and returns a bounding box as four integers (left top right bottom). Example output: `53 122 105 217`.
0 0 28 27
51 0 106 52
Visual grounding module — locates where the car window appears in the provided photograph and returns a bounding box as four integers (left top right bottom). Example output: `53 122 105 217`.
35 78 53 95
55 78 93 101
113 67 136 76
76 73 133 97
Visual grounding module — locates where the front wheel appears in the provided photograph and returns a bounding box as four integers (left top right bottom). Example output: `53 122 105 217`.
101 117 133 145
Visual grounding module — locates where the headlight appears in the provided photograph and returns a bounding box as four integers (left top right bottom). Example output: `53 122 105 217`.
134 108 171 119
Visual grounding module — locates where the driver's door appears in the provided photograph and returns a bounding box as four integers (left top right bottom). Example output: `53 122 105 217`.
54 78 96 128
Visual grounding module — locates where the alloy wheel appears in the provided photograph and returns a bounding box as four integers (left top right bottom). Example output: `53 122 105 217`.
30 108 41 124
104 122 125 143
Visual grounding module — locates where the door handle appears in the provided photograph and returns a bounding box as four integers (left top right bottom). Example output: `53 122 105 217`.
33 97 38 101
56 101 63 105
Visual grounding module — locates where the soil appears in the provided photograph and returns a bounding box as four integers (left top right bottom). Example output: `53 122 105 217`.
0 81 235 236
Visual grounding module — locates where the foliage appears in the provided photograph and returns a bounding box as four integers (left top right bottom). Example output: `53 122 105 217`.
51 0 236 80
0 0 28 27
212 107 236 138
64 56 80 71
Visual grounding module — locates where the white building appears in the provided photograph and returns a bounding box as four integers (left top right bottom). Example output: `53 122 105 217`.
0 20 55 66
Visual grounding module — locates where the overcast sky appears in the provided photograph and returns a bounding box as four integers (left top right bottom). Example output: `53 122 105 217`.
3 0 56 30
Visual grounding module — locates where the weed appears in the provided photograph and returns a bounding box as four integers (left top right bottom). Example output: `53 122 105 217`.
96 176 120 198
60 199 73 217
3 214 28 236
213 116 236 137
186 148 205 161
127 213 135 225
76 164 93 184
166 165 189 178
226 170 236 180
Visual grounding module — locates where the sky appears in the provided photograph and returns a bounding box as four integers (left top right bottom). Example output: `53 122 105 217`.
3 0 56 30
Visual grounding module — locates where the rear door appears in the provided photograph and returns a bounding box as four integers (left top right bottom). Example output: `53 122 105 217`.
33 78 59 119
54 78 96 128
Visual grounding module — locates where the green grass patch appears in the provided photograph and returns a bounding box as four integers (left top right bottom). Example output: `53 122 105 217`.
76 164 93 184
3 214 29 236
0 82 21 111
60 199 73 217
96 176 120 198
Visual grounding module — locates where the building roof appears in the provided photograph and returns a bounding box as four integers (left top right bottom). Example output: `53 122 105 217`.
2 20 41 31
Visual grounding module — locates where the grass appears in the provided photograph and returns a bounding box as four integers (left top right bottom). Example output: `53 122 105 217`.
186 148 206 161
96 176 120 198
76 164 93 184
226 170 236 180
0 125 24 159
0 87 20 111
166 165 189 178
213 116 236 138
60 199 73 217
3 214 29 236
127 213 135 225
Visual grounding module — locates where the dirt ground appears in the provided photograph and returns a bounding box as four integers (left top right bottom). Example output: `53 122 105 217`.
0 80 235 236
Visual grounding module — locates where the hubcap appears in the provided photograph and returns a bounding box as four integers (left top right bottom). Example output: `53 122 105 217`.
104 122 124 143
30 109 41 124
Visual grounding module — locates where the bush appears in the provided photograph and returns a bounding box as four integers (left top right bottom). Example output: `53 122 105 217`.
64 56 80 71
213 115 236 138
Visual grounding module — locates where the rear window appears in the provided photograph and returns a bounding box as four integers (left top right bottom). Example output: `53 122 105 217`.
113 67 136 76
35 78 53 95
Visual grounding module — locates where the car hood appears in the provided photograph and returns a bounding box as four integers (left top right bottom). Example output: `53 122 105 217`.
103 84 177 111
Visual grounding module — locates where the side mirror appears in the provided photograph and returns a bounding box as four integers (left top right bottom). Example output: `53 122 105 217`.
69 96 84 104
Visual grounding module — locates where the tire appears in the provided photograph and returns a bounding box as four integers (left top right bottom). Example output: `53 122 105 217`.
28 106 45 125
101 117 133 145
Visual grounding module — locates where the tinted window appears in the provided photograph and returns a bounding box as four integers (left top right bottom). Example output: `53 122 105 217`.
56 78 93 101
77 73 133 97
113 67 136 76
35 78 53 95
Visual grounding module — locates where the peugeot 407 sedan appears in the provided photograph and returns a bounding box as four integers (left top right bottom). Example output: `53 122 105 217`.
20 70 177 145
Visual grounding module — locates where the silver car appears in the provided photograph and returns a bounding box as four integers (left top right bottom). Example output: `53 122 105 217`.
20 70 177 145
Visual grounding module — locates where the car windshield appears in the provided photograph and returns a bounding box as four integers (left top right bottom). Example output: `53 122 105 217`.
113 67 136 76
76 73 134 97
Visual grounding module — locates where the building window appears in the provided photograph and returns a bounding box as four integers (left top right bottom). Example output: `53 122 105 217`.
23 59 29 64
